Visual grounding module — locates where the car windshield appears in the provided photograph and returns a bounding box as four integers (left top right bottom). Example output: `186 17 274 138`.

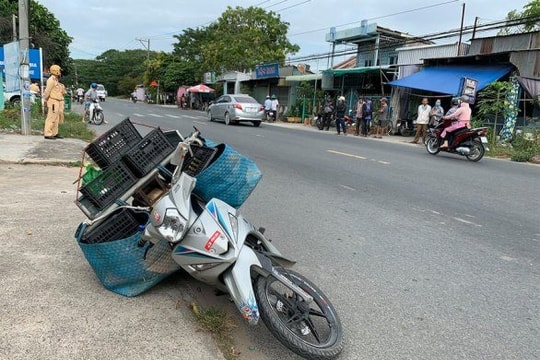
97 85 105 91
234 96 257 104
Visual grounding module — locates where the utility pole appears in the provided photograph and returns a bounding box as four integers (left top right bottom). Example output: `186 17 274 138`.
12 14 17 41
136 38 150 64
136 38 152 101
19 0 31 135
457 2 466 56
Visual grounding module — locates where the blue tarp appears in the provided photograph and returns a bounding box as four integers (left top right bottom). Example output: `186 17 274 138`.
388 65 513 95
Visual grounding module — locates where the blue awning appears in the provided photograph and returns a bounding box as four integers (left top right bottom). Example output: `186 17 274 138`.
388 65 514 95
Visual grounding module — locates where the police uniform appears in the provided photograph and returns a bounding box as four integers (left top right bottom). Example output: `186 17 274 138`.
43 74 64 137
58 83 66 124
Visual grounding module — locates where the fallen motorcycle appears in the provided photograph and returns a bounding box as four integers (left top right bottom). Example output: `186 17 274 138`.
75 126 344 359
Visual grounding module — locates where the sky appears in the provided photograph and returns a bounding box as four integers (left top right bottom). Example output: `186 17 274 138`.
36 0 531 71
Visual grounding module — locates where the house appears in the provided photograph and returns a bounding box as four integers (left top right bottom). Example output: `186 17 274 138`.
388 31 540 133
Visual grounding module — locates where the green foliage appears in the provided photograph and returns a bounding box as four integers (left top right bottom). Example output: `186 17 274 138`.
0 102 94 141
522 0 540 31
173 6 299 76
475 81 515 143
509 129 540 162
285 102 301 117
0 1 73 74
500 0 540 34
71 50 148 95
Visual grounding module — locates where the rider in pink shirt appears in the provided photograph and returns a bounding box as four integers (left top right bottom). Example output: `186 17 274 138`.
440 95 472 148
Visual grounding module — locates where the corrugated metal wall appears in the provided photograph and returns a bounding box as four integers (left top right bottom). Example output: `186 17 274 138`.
511 51 540 78
469 32 539 55
396 43 469 65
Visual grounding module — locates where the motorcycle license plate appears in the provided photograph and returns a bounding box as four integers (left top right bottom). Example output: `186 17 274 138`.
480 136 488 143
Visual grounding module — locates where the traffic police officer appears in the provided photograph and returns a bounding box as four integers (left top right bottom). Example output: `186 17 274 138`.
43 64 64 139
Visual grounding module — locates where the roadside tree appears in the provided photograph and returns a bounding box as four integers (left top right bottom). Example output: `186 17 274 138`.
172 6 299 78
500 0 540 34
0 0 72 73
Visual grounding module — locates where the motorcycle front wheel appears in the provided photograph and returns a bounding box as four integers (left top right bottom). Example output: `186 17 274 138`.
466 138 485 162
255 269 344 360
94 111 105 125
425 136 440 155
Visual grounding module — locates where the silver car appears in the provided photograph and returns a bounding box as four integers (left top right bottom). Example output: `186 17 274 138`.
207 94 264 127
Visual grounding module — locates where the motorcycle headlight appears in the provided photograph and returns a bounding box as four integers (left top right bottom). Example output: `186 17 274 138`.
158 208 187 242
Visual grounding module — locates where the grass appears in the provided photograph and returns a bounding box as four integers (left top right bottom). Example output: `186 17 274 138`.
0 102 95 142
189 302 240 360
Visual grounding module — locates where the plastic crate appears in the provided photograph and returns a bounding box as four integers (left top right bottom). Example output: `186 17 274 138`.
81 208 148 244
163 130 183 148
123 128 175 178
86 118 142 169
181 144 220 176
79 161 138 211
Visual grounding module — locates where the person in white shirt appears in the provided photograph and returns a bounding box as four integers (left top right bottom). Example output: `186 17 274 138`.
270 94 279 122
410 98 431 144
263 95 272 121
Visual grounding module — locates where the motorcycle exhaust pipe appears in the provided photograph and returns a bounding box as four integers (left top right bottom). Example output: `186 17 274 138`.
456 147 470 155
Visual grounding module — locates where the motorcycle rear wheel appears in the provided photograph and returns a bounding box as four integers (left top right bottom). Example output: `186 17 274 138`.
425 136 440 155
255 269 344 360
466 139 485 162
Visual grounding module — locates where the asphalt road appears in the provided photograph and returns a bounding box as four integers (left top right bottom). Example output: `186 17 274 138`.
89 98 539 360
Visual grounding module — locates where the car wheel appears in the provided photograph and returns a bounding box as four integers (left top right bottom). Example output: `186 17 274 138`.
224 113 231 125
252 121 261 127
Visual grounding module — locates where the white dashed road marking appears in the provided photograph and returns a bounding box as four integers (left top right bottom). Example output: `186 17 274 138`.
327 150 367 160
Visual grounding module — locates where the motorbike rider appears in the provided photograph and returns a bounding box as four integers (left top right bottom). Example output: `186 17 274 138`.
83 83 98 122
445 97 460 117
270 94 279 122
440 95 472 149
322 94 334 131
263 95 272 121
83 83 107 123
76 88 84 103
335 96 347 136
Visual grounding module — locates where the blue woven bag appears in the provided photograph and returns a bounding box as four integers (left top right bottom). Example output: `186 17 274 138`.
193 143 262 208
74 213 180 297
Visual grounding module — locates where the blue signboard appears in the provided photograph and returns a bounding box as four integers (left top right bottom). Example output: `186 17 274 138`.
0 47 42 80
255 63 279 79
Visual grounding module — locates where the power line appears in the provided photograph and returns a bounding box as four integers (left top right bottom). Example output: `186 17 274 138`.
275 0 311 12
290 0 459 37
287 14 540 64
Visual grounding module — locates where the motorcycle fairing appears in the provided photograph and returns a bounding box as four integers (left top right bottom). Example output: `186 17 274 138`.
222 246 261 325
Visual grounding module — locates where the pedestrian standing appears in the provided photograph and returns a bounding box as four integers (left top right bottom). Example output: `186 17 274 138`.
335 96 347 136
429 98 444 128
362 98 373 137
410 98 431 144
43 64 64 139
354 98 364 136
322 95 334 131
373 97 389 138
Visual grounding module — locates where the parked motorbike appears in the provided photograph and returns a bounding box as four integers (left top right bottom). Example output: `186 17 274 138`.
265 110 276 122
314 112 325 130
130 129 344 359
425 119 489 161
84 99 105 125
